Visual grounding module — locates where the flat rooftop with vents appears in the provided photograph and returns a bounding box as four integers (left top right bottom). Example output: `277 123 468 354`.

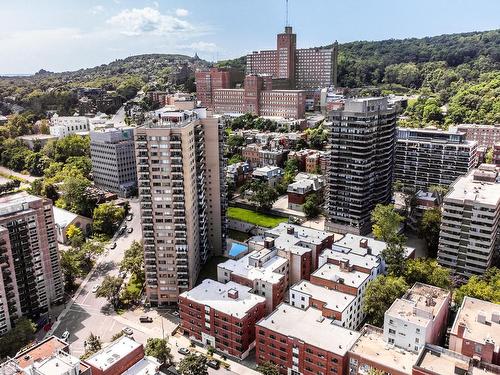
291 280 355 313
85 336 143 372
257 303 360 356
180 279 266 319
312 263 370 289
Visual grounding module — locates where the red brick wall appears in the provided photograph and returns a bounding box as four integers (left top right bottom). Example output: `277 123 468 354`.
310 274 359 296
86 345 144 375
288 192 307 205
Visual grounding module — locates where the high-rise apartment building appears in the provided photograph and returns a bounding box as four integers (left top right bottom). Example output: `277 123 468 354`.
325 97 397 235
90 127 137 197
395 128 477 191
135 108 226 306
437 164 500 278
246 26 338 89
0 192 63 332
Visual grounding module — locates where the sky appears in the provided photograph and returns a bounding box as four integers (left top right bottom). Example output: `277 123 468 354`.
0 0 499 75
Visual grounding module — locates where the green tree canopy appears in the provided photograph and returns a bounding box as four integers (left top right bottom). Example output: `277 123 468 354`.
121 241 144 279
145 338 173 365
403 258 452 289
0 317 36 358
303 193 321 218
381 235 407 277
419 207 442 258
178 354 209 375
454 267 500 306
257 361 280 375
371 204 404 242
92 203 125 236
96 275 123 309
363 275 408 327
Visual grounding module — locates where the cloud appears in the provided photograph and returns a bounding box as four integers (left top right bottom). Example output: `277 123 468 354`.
180 41 218 53
89 5 104 15
175 8 189 17
107 7 192 36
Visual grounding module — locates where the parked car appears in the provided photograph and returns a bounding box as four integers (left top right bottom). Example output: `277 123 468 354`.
122 327 133 336
126 214 133 221
172 311 180 317
177 347 190 356
127 227 133 234
61 331 70 341
139 316 153 323
207 359 220 370
110 242 117 249
91 285 100 293
118 226 126 235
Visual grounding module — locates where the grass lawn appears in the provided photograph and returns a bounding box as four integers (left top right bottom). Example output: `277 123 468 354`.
228 229 251 242
125 274 143 297
227 207 288 228
196 256 228 285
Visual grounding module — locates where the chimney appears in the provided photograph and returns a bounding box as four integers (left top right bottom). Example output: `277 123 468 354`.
340 259 352 272
228 289 239 300
360 238 368 248
457 322 466 338
287 227 294 235
264 238 275 249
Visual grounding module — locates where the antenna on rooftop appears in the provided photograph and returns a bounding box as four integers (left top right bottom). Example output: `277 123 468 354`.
285 0 289 27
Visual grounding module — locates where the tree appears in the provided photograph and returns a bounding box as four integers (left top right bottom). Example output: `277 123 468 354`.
86 332 102 352
381 235 407 277
60 249 81 292
403 258 452 289
428 184 449 202
66 224 85 248
228 154 244 165
95 275 123 309
419 208 442 258
257 361 280 375
56 175 95 216
303 193 321 218
368 369 385 375
178 354 208 375
363 275 408 327
145 338 173 365
121 241 144 279
454 267 500 306
92 203 125 236
244 180 279 211
485 147 494 164
371 204 404 242
0 317 36 358
51 135 90 162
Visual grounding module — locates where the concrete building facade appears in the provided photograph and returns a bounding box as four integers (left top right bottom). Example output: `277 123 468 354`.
90 127 137 197
395 127 478 191
49 114 89 138
325 97 397 235
135 108 226 306
437 164 500 278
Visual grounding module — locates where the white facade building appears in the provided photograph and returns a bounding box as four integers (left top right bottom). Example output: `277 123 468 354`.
49 114 90 138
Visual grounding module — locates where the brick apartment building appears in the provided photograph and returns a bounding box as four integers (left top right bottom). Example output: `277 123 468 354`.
242 143 288 168
85 336 162 375
287 173 325 212
246 26 339 89
0 335 91 375
255 303 360 375
449 296 500 365
195 67 243 109
0 192 63 333
212 74 306 119
179 279 266 358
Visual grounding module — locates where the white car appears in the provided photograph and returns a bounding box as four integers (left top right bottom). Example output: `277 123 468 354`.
91 285 100 293
123 327 133 336
61 331 70 341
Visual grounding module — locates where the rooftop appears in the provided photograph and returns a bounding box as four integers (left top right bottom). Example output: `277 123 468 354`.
312 263 370 288
332 233 415 259
52 206 79 228
17 134 58 141
387 283 450 327
291 280 355 312
265 223 333 247
218 250 287 284
319 248 381 271
257 304 359 356
14 336 68 369
122 356 162 375
445 168 500 206
180 280 266 318
85 336 142 371
0 192 40 218
349 325 418 375
415 345 471 375
451 297 500 349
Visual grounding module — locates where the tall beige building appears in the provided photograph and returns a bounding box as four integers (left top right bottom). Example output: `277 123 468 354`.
135 107 226 306
437 164 500 278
